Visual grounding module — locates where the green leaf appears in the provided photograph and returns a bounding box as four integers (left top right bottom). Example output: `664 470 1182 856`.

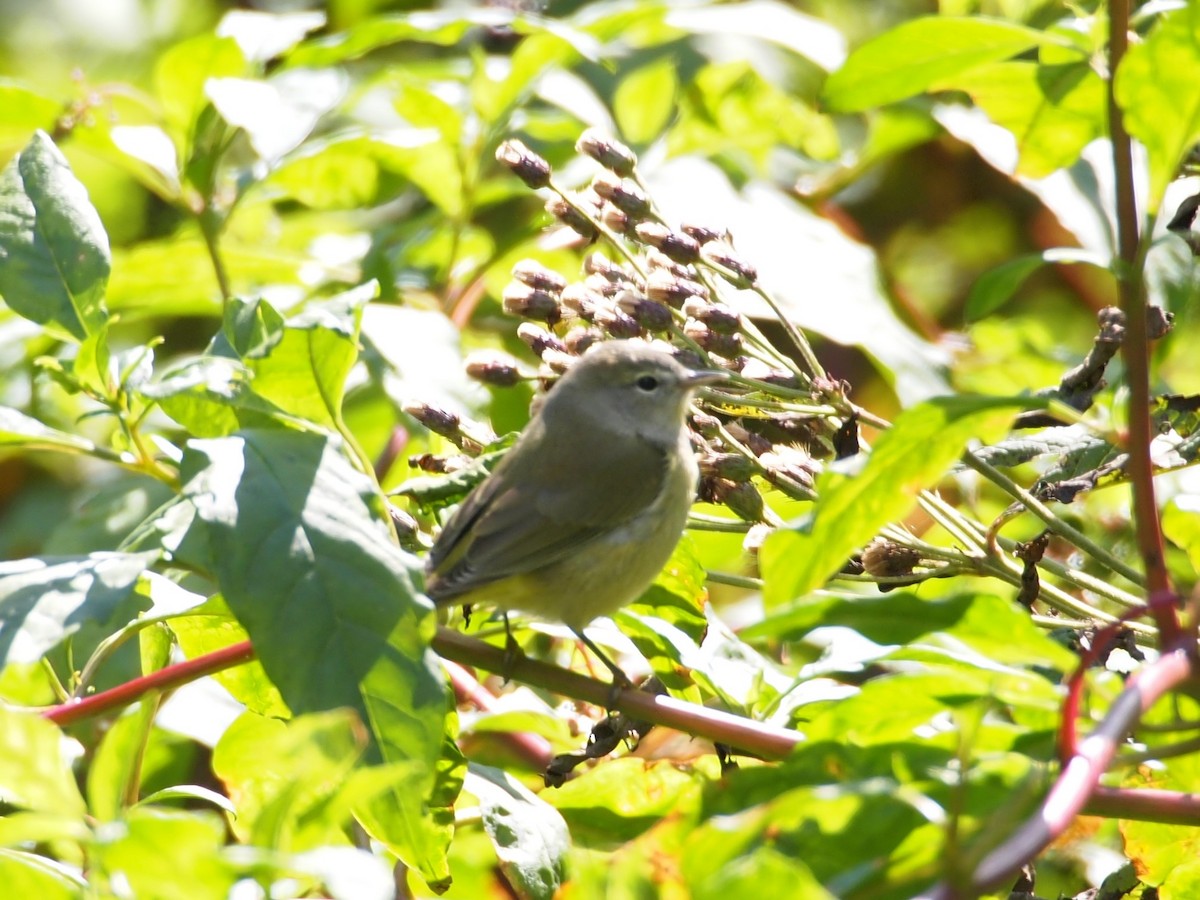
0 707 87 817
179 430 449 880
205 69 346 163
1116 5 1200 212
0 131 111 341
88 703 158 822
212 710 367 850
0 552 153 664
137 785 237 815
760 396 1025 607
216 9 326 63
950 61 1106 179
0 81 61 149
965 247 1108 321
0 406 98 454
615 58 678 145
823 17 1061 112
468 765 569 900
0 849 86 899
153 35 246 149
91 807 238 900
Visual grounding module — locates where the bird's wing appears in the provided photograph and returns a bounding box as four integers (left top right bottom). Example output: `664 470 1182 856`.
425 422 670 603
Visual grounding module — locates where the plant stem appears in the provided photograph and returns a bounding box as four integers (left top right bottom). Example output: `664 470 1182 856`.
1106 0 1180 641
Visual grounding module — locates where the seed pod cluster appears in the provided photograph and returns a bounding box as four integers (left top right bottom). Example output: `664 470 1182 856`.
484 128 840 526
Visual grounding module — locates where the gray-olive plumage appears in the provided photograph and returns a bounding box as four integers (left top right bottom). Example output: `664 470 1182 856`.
425 341 724 664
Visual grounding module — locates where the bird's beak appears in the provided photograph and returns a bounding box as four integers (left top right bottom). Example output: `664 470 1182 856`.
684 369 730 389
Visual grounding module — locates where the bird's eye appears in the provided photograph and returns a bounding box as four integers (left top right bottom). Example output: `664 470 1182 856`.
635 374 660 392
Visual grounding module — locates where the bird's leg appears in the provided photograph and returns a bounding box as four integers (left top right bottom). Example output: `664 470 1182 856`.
570 626 633 707
500 612 522 683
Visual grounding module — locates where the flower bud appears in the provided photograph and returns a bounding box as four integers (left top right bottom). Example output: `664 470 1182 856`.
701 241 758 286
583 252 627 281
615 290 673 332
600 203 632 234
517 322 567 357
645 270 707 308
690 411 723 438
682 298 742 334
541 349 575 374
646 249 693 277
594 304 642 338
584 273 624 297
496 138 551 188
684 318 742 358
545 195 597 240
465 351 523 387
681 222 725 244
591 172 650 217
563 325 601 355
502 282 561 323
723 481 765 522
699 452 758 482
576 128 637 176
403 402 461 439
634 222 701 264
561 283 602 320
861 539 922 578
512 258 567 293
409 452 471 474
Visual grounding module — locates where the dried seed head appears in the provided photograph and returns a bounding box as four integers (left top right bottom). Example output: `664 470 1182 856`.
496 138 551 188
701 476 765 522
502 282 561 323
563 325 601 355
545 195 598 240
682 298 742 334
634 222 701 264
681 222 725 244
701 241 758 286
408 452 472 474
861 539 922 578
517 322 567 357
615 290 673 332
726 421 773 456
561 283 603 320
403 402 461 439
594 304 642 338
465 351 524 387
699 452 758 482
591 172 650 217
684 318 743 358
512 258 567 293
645 270 707 308
576 127 637 176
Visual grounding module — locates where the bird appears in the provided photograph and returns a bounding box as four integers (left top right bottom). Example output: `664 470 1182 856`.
424 339 726 687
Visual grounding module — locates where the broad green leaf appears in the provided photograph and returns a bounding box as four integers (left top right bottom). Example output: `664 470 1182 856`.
667 0 846 71
760 397 1024 607
394 81 464 145
180 430 449 880
266 135 381 209
91 807 238 900
823 17 1061 112
1164 496 1200 574
153 35 246 147
137 785 237 815
0 406 98 454
216 9 326 62
0 849 86 899
964 247 1109 321
615 58 678 145
1116 5 1200 211
950 61 1106 179
0 707 86 818
0 552 153 664
548 758 703 845
0 81 60 149
0 131 110 341
0 812 90 850
88 703 159 822
468 765 569 900
747 592 1075 673
206 69 346 164
213 710 367 850
1122 754 1200 889
242 283 375 428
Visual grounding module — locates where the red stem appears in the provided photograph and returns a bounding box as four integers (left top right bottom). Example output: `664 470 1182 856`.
43 641 256 727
